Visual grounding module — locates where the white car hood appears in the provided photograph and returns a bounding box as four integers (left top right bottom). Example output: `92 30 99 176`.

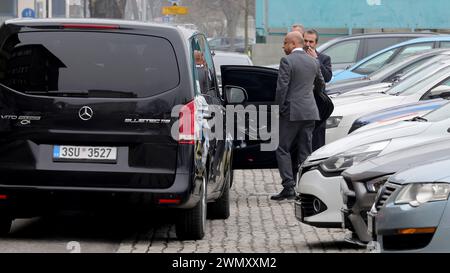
332 92 396 107
338 82 392 97
332 94 406 118
309 121 431 161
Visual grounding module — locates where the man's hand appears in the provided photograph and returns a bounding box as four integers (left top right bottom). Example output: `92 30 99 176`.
306 48 318 58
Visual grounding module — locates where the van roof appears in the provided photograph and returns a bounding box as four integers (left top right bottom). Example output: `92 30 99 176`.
5 18 198 40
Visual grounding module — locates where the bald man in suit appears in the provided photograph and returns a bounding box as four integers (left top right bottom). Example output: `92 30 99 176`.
272 32 325 201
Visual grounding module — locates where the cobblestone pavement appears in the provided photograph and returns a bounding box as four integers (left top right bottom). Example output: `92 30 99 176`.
118 169 366 253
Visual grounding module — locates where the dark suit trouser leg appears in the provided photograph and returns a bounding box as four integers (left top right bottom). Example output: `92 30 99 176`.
276 116 300 189
297 121 316 167
276 118 316 189
312 121 326 152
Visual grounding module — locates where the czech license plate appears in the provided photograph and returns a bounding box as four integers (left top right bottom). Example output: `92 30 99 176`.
53 145 117 163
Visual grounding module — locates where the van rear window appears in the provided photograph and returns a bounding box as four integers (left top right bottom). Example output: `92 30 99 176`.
0 31 180 98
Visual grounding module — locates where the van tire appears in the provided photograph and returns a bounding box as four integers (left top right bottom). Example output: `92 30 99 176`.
176 178 207 240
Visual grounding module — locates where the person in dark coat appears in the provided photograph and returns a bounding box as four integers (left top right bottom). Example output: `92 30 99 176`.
304 29 333 151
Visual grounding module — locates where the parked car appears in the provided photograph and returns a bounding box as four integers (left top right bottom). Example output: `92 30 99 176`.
213 51 253 87
342 137 450 245
296 100 450 229
327 57 450 144
333 52 450 98
0 18 241 240
371 158 450 252
326 49 450 96
332 36 450 82
317 32 437 72
349 99 447 134
208 37 252 53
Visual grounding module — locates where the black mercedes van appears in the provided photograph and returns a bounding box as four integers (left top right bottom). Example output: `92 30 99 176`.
0 18 237 240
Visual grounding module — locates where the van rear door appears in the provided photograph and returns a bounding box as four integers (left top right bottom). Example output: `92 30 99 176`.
0 29 190 189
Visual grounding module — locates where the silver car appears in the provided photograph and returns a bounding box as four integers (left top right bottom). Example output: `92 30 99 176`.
341 137 450 245
370 158 450 252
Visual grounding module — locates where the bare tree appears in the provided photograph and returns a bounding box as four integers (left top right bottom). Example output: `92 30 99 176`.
89 0 127 19
206 0 255 50
129 0 140 20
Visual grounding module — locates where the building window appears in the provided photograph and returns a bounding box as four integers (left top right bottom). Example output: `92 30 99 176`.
0 0 16 17
52 0 66 18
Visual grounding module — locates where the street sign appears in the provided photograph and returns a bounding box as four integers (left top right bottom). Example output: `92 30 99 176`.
162 4 189 15
163 16 173 23
21 8 36 18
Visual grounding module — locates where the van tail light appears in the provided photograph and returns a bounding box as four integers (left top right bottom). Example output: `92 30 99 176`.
0 195 7 200
179 100 195 145
62 24 120 30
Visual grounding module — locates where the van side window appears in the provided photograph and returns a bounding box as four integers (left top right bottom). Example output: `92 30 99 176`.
191 35 217 96
197 35 218 95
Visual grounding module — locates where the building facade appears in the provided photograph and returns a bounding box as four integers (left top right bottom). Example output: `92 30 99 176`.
0 0 90 23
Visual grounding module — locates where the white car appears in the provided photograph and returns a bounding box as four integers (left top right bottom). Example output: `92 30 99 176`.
326 58 450 144
328 82 392 98
295 101 450 229
213 51 253 87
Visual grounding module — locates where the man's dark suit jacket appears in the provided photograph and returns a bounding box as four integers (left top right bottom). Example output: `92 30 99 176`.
317 52 332 83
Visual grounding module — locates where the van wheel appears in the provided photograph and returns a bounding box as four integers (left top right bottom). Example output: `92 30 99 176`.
176 178 207 240
207 169 231 220
0 218 12 236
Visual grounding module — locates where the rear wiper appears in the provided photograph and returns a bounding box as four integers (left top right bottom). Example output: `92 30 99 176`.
410 116 428 122
25 89 137 98
25 90 89 97
88 89 137 98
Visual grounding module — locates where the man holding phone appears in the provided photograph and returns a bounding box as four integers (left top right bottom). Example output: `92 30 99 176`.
303 29 332 151
304 29 332 85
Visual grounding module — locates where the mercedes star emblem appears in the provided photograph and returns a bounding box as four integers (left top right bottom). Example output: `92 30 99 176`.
79 106 94 121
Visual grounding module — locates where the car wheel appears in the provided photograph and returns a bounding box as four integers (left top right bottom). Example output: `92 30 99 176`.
0 218 12 236
176 178 207 240
207 168 231 220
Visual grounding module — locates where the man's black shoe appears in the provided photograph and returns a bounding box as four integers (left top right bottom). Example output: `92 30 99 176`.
271 188 296 201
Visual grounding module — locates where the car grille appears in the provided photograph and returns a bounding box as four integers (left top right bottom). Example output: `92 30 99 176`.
374 183 401 212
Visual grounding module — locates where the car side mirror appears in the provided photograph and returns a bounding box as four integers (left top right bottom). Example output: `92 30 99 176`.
225 85 248 104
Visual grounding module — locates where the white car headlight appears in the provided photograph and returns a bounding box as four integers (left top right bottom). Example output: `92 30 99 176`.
326 116 343 129
395 183 450 207
320 140 390 173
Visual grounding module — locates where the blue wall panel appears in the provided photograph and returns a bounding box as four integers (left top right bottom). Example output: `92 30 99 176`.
257 0 450 33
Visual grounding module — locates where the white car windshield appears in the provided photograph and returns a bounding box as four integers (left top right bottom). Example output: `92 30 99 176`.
387 62 450 96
